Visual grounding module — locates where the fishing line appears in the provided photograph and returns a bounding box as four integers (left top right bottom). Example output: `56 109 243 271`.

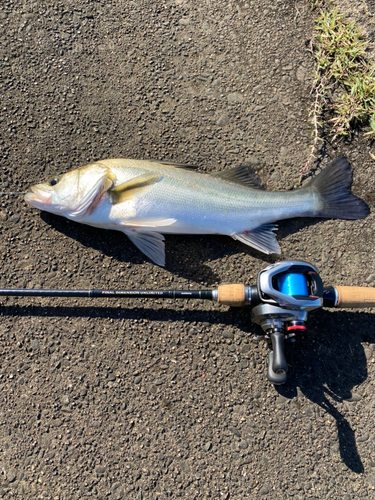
0 192 27 195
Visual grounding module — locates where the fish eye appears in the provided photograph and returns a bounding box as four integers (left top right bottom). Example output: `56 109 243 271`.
50 176 61 186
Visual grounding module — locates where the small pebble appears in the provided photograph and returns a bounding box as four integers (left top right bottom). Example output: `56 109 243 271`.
277 395 288 405
280 146 288 156
6 468 17 483
10 214 20 223
240 359 249 369
365 348 372 360
178 17 190 26
330 443 339 453
296 64 307 82
217 114 229 127
357 433 369 442
203 442 212 452
245 156 261 166
96 466 106 476
227 92 244 103
31 339 40 350
228 426 241 438
61 395 70 405
223 330 234 340
345 393 362 402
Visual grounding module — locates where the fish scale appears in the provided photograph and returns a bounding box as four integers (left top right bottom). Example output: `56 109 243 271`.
106 162 309 229
25 157 369 266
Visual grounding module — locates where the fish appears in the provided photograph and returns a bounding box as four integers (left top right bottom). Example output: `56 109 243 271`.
25 156 369 266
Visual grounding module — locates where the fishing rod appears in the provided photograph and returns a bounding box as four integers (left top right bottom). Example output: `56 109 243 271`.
1 260 374 385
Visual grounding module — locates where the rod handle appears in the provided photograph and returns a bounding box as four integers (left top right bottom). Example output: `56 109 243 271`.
217 284 245 307
335 286 375 308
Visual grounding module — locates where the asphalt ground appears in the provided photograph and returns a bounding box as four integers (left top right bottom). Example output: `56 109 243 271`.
0 1 375 498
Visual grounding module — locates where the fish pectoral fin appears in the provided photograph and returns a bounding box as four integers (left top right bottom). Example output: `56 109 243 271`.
124 218 176 228
110 172 162 205
211 166 264 190
233 223 280 254
125 231 166 266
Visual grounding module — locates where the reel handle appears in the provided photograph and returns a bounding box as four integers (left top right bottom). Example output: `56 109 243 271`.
270 330 288 376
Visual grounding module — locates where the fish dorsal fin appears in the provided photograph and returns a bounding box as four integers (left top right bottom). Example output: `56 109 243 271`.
124 231 166 266
232 223 280 254
110 172 161 205
211 166 264 189
152 160 200 170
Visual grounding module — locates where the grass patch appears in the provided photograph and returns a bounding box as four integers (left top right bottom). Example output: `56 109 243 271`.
314 8 375 138
302 6 375 178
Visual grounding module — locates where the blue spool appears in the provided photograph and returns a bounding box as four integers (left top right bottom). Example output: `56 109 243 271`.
278 273 308 296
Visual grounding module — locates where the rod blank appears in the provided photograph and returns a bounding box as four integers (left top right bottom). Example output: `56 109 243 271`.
0 288 213 300
0 285 374 309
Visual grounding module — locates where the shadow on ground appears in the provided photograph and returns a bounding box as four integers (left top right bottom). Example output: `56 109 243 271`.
276 308 375 474
1 299 372 474
40 212 326 282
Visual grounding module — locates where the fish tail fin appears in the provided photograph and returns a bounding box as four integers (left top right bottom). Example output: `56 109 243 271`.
305 157 369 219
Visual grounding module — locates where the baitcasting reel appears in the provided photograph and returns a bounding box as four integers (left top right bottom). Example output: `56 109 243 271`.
251 261 324 385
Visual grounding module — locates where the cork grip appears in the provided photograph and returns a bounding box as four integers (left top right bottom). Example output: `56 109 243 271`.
217 284 246 307
335 286 375 308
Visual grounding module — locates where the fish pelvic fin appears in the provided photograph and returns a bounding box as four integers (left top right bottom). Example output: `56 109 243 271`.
304 157 369 219
110 172 161 205
233 223 280 255
124 230 166 266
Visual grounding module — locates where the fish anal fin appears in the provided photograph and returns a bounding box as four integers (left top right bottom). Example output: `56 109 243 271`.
110 173 161 205
125 231 166 266
211 166 264 190
233 223 280 254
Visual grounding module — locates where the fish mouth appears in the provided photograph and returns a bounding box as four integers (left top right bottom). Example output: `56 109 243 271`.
24 186 52 207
